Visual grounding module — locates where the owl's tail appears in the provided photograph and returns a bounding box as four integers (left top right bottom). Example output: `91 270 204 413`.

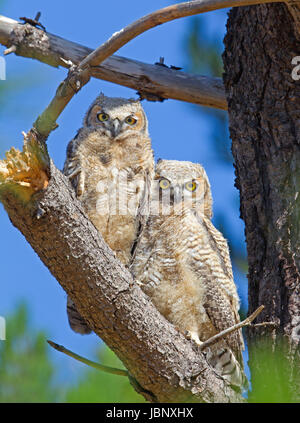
66 297 92 335
206 346 248 391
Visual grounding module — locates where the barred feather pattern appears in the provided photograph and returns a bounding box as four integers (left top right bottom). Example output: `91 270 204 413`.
63 94 154 335
131 160 247 390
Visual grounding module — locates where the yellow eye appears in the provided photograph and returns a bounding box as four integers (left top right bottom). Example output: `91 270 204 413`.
159 179 170 189
125 116 137 125
185 181 197 192
97 112 109 122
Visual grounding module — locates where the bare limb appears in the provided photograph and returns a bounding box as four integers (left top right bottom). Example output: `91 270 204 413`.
32 64 91 137
3 44 16 55
0 15 227 111
0 0 285 124
249 321 278 328
77 0 283 71
33 0 290 139
0 16 225 110
199 305 265 350
47 340 128 377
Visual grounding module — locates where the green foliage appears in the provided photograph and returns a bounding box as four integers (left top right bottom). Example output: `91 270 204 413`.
248 338 299 403
0 303 62 402
66 347 146 403
0 303 145 402
186 17 223 77
3 304 300 403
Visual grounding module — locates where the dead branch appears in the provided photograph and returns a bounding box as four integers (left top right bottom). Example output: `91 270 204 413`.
0 15 226 110
75 0 282 70
0 17 225 110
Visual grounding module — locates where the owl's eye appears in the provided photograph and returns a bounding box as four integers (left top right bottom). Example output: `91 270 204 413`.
97 112 109 122
185 181 197 192
159 179 170 189
125 116 137 125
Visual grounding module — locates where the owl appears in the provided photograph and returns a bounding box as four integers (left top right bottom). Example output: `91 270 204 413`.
131 159 247 389
63 94 154 334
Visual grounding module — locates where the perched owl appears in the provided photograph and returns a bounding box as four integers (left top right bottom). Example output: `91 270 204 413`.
131 159 246 389
63 94 154 334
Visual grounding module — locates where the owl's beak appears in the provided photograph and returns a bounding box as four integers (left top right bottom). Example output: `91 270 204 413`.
111 119 121 138
171 186 182 204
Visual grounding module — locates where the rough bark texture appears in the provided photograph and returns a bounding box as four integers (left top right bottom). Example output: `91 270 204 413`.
285 1 300 36
0 153 243 403
223 3 300 399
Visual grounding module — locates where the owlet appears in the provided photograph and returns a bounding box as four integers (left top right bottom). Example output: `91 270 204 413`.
131 159 247 389
63 94 154 334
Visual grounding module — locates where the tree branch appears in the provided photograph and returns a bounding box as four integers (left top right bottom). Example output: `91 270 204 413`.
0 137 243 402
74 0 283 70
1 2 298 116
0 14 226 110
199 305 265 350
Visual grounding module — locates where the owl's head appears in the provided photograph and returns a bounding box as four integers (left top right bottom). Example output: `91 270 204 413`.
84 93 148 139
152 159 212 218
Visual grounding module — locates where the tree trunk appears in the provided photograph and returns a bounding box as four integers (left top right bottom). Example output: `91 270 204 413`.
223 3 300 401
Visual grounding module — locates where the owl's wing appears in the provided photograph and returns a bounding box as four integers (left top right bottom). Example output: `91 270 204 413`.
202 216 234 281
203 280 244 365
63 130 85 196
131 169 153 261
66 297 92 335
192 211 244 363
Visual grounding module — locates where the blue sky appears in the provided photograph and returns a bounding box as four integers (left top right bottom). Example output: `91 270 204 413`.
0 1 248 385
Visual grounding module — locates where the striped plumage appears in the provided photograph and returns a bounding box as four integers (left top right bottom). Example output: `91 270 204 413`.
131 159 247 389
63 94 154 334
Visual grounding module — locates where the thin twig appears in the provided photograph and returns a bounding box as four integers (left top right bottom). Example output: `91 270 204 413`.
199 305 265 350
47 340 128 377
78 0 282 70
249 321 278 328
3 44 16 55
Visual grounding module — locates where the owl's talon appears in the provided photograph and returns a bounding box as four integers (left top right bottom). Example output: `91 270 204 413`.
185 331 203 346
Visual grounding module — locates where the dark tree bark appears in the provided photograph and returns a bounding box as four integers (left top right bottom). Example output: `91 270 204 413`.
223 3 300 400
